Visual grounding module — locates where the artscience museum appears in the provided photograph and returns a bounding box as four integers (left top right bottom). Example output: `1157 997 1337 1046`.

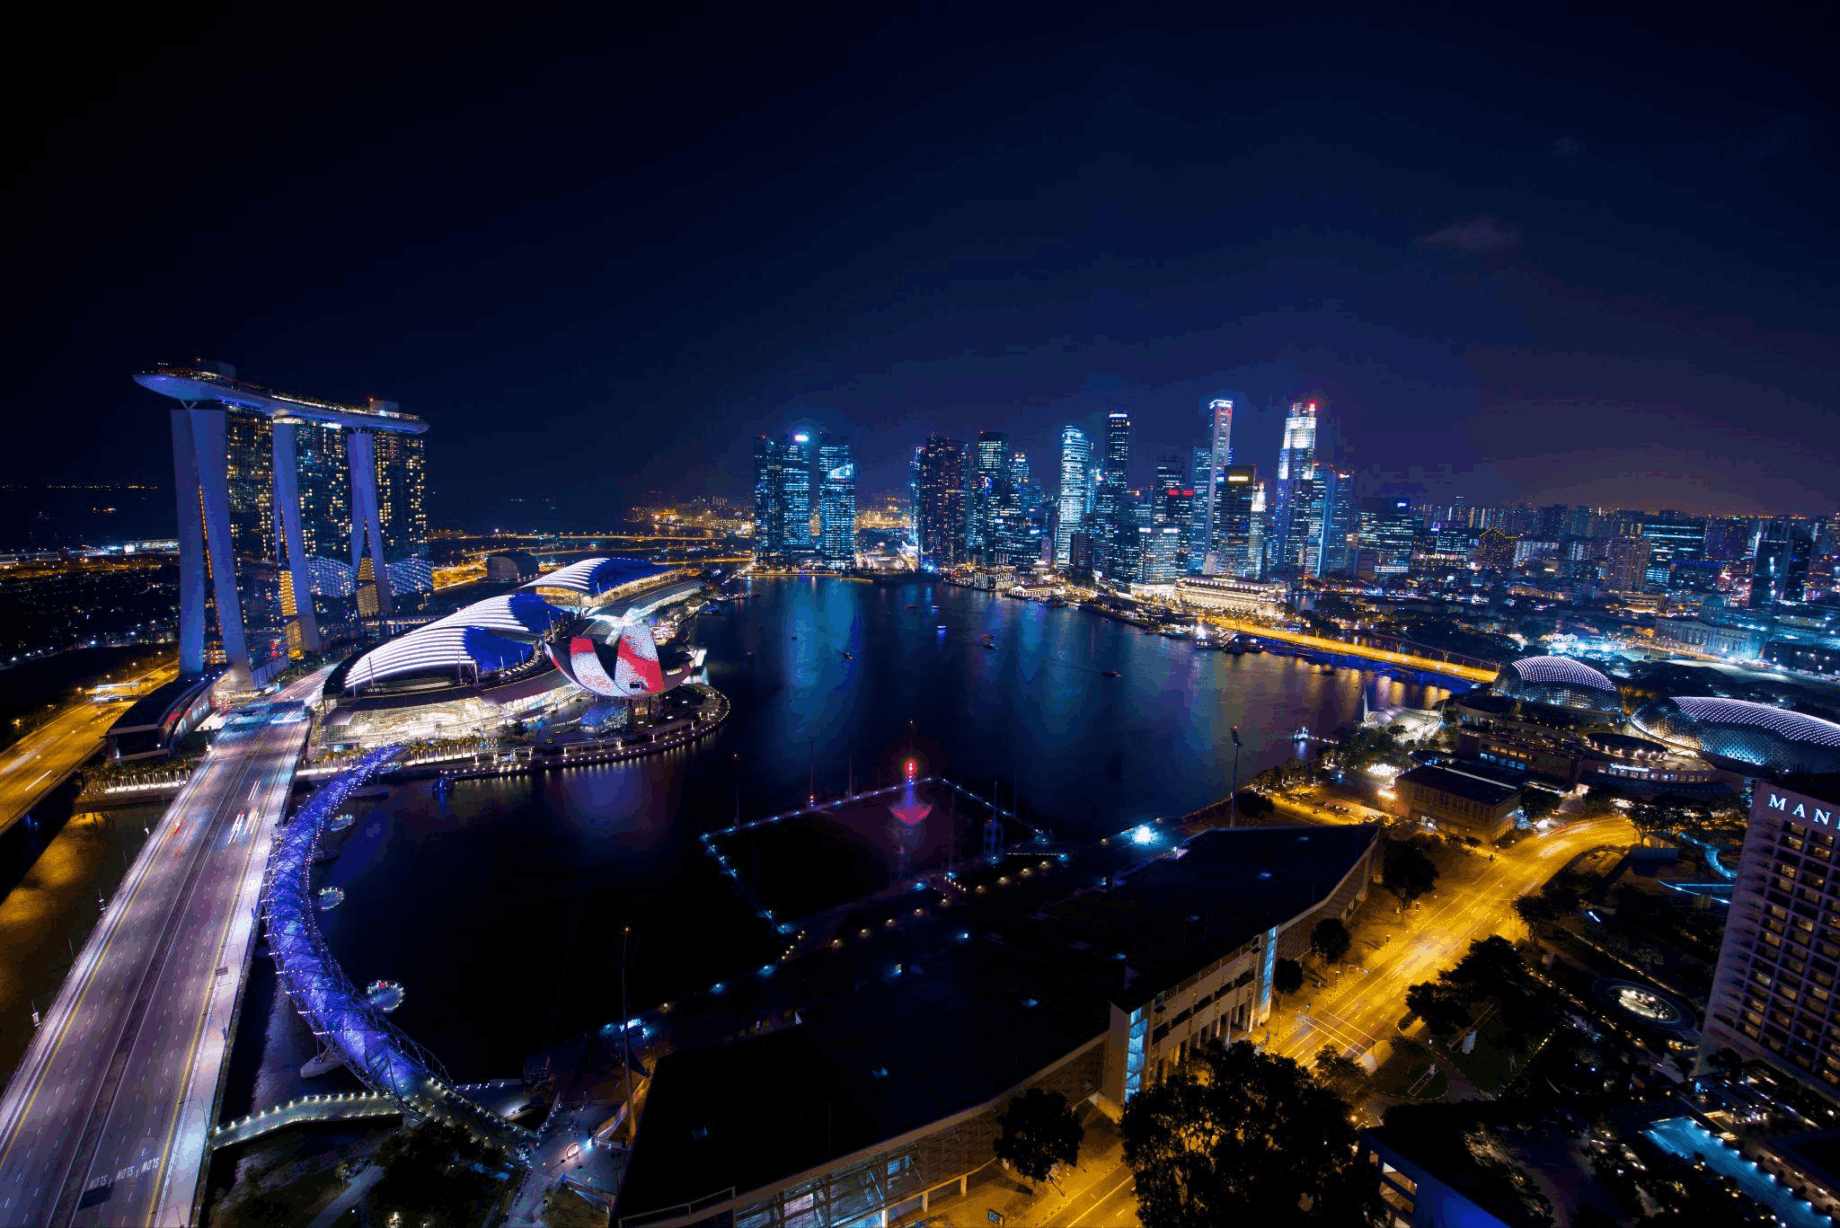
320 558 707 746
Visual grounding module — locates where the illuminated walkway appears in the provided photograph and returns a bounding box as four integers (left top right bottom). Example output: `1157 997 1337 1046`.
1197 616 1498 684
262 747 536 1155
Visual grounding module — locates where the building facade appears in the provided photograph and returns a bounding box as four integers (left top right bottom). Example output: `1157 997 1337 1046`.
137 362 429 685
1055 426 1091 566
915 434 969 570
1271 400 1321 576
1703 784 1840 1097
816 435 856 569
1752 518 1814 608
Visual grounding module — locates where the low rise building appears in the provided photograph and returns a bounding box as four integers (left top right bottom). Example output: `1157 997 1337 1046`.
616 824 1378 1228
1392 764 1522 842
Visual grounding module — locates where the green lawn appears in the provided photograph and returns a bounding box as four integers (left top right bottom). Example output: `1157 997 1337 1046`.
1443 1012 1530 1095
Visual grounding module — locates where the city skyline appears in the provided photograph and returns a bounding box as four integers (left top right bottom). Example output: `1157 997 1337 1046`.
8 8 1840 1228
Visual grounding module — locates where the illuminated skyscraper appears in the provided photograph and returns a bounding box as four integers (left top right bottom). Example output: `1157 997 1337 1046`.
1702 782 1840 1098
970 431 1011 565
752 436 783 558
1203 397 1233 559
1316 468 1357 577
135 362 428 684
1188 446 1211 574
295 422 351 595
1096 411 1132 579
1055 426 1092 566
1214 466 1262 579
1640 511 1706 587
779 433 815 555
1271 401 1321 575
816 435 856 569
1358 497 1416 577
372 428 431 598
916 434 969 570
1750 518 1813 608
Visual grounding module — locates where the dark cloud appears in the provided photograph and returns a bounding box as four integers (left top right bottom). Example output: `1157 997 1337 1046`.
1417 216 1520 255
1550 136 1583 155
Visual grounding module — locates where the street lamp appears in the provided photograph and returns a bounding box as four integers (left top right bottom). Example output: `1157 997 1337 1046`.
1229 726 1243 828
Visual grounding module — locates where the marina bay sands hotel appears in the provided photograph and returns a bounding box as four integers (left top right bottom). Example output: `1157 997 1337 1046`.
135 362 430 685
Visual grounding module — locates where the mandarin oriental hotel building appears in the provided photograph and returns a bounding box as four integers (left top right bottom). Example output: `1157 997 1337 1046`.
1704 784 1840 1095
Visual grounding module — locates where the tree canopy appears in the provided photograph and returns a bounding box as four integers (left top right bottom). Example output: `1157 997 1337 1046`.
1382 838 1440 907
1120 1039 1381 1228
1310 918 1353 966
993 1087 1084 1185
1273 958 1305 997
371 1120 509 1228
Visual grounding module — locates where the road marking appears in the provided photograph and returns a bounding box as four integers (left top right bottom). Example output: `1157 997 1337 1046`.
1066 1173 1135 1226
147 732 287 1226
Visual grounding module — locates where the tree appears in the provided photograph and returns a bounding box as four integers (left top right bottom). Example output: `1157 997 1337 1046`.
993 1087 1084 1186
1309 918 1352 967
1273 958 1305 997
1441 936 1526 1003
1234 789 1274 819
371 1120 509 1228
1313 1045 1366 1102
1120 1039 1382 1228
1519 788 1561 823
1405 981 1471 1036
1382 838 1440 908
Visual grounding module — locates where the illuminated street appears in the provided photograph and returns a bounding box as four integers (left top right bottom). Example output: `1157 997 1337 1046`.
1198 615 1498 684
0 660 174 836
0 684 311 1226
1017 815 1639 1227
1266 816 1640 1067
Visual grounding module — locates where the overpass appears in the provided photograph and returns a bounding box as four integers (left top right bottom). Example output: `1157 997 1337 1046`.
0 659 176 837
1198 616 1499 684
0 698 310 1226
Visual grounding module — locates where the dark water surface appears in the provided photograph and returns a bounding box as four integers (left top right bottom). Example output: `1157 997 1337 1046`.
319 578 1457 1077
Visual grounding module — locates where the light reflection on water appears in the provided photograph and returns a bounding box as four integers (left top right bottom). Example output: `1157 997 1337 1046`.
322 579 1460 1076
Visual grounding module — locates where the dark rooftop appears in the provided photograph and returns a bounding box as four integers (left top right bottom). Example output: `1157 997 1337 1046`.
619 824 1377 1219
1399 764 1522 807
109 673 212 736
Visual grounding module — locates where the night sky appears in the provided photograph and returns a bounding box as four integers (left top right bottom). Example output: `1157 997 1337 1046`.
12 4 1838 521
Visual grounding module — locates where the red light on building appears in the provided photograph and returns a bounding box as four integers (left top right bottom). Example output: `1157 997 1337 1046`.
904 759 917 780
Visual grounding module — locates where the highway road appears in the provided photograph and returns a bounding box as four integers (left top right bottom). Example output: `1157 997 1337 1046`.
0 661 177 837
0 696 309 1227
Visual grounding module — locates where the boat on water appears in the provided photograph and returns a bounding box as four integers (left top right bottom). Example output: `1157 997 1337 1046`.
840 650 854 659
1245 642 1263 653
327 812 356 833
1101 669 1121 678
1291 725 1311 742
316 886 344 912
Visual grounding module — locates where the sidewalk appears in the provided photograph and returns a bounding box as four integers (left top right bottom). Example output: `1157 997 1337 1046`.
894 1108 1138 1227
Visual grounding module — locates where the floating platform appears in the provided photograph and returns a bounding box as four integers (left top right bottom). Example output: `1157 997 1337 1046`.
364 979 405 1013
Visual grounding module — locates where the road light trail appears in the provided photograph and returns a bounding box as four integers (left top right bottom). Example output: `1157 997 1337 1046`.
0 699 309 1227
0 661 176 837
